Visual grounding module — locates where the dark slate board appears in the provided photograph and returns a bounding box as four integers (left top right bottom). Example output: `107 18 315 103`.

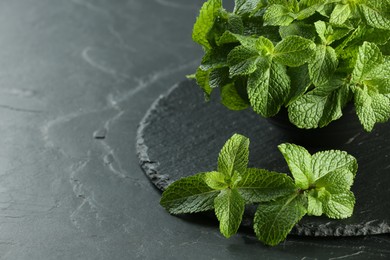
137 79 390 236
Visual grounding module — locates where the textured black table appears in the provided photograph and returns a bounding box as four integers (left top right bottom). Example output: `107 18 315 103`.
1 0 389 259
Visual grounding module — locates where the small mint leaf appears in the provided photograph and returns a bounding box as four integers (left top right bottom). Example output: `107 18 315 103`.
236 168 297 203
160 173 220 214
315 169 354 194
214 188 245 238
192 0 222 50
307 191 323 216
278 143 312 189
279 22 317 40
227 46 260 77
360 4 390 31
204 171 228 190
274 36 316 67
217 134 249 177
254 193 307 246
286 65 311 104
221 83 250 111
194 68 213 98
311 150 358 180
322 191 355 219
264 4 295 26
329 4 351 25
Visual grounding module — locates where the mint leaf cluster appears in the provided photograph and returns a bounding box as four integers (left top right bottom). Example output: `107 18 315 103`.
192 0 390 131
160 134 358 246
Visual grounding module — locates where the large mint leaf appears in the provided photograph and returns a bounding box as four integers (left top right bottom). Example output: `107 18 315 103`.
234 0 265 15
309 45 338 87
192 0 222 50
278 143 312 189
221 83 250 111
227 46 260 77
247 59 290 117
288 85 350 129
286 65 311 104
322 191 355 219
360 4 390 31
274 36 316 67
329 3 351 25
311 150 358 180
264 4 295 26
254 194 307 246
214 188 245 238
279 22 317 40
237 168 296 203
160 173 219 214
351 42 383 83
297 0 325 20
217 134 249 177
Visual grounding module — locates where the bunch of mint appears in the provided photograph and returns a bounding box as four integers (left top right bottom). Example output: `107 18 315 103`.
191 0 390 131
160 134 357 246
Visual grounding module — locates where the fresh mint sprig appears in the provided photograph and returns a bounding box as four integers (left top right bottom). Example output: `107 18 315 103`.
160 134 358 246
191 0 390 131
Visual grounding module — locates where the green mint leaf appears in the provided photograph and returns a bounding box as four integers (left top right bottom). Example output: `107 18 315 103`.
315 21 352 45
194 68 213 98
254 193 307 246
204 171 228 190
209 67 230 89
236 168 297 203
214 188 245 238
192 0 222 50
201 45 231 70
322 191 355 219
227 46 260 77
278 143 312 189
234 0 265 15
160 173 220 214
247 60 290 117
286 65 311 104
307 189 325 216
309 45 338 87
352 42 383 83
279 22 317 40
288 86 350 129
217 134 249 177
274 36 316 67
218 32 258 49
353 86 390 131
360 4 390 31
311 150 358 180
315 169 354 195
228 14 244 34
221 83 250 111
296 0 325 20
264 4 295 26
329 4 351 25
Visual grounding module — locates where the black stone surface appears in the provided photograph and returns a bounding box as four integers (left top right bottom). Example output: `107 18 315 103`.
138 79 390 236
1 0 390 259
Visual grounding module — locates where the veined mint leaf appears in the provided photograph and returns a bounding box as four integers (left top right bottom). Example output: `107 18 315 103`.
228 14 244 34
214 188 245 238
351 42 383 83
329 3 351 25
274 36 316 67
309 45 338 87
227 46 260 77
360 4 390 31
311 150 358 180
288 87 349 129
237 168 297 203
307 189 326 216
322 191 355 219
221 83 250 111
254 193 307 246
315 169 354 194
204 171 228 190
279 22 317 40
278 143 312 189
353 86 390 131
286 65 311 104
192 0 222 50
217 134 249 177
296 0 325 20
218 32 258 49
160 173 220 214
315 21 352 45
209 67 230 89
234 0 265 15
264 4 295 26
247 59 290 117
201 45 231 70
256 36 275 56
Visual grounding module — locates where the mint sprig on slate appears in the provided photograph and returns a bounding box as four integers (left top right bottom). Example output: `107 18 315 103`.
191 0 390 131
160 134 358 246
